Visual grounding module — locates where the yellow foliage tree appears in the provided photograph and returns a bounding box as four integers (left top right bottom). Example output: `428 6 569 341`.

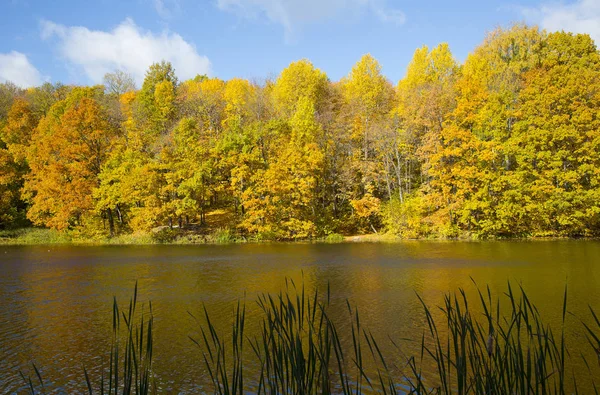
24 91 118 230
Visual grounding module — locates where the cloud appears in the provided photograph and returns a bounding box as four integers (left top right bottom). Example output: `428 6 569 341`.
523 0 600 45
0 51 43 87
153 0 181 19
373 6 406 25
216 0 405 36
41 18 211 85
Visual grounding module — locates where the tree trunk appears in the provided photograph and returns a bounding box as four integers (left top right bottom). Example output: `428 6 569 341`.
116 204 123 224
363 116 369 161
107 208 115 237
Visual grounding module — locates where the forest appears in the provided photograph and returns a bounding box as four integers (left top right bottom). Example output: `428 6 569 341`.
1 24 599 241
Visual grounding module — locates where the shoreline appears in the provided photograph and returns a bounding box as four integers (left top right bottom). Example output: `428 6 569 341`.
1 227 597 246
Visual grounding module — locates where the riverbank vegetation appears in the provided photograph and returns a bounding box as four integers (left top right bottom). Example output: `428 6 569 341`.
2 24 600 241
18 280 600 394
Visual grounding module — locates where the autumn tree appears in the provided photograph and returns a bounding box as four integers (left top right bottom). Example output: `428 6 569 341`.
272 59 329 117
137 61 178 135
23 88 118 230
0 82 22 129
103 70 136 96
0 98 40 227
341 54 394 161
240 97 324 239
161 117 215 228
223 78 257 130
508 32 600 236
178 77 226 135
2 98 39 162
339 54 394 230
2 23 600 241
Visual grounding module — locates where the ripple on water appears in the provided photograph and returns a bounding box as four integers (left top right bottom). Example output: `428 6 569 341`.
1 241 600 392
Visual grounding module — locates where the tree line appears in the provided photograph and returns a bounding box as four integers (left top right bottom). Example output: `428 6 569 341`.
1 24 600 240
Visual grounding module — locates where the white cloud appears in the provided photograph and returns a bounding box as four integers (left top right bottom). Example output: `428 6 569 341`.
153 0 181 19
41 18 211 85
216 0 405 36
0 51 43 87
524 0 600 45
374 6 406 25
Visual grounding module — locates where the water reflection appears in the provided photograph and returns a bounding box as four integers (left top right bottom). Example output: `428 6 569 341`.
1 241 599 393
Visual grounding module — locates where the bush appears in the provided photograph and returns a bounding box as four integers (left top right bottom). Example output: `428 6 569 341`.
382 194 430 238
324 233 344 243
174 228 241 244
173 233 207 244
151 227 179 243
207 227 236 244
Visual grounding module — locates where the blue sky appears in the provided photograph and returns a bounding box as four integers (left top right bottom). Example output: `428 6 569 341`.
1 0 599 88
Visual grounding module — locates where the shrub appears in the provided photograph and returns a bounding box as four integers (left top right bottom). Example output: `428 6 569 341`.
207 227 235 244
382 194 430 238
324 233 344 243
151 227 179 243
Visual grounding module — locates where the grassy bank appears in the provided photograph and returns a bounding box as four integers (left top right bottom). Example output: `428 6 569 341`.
17 280 600 394
1 226 593 246
0 228 72 245
0 227 393 246
0 227 248 246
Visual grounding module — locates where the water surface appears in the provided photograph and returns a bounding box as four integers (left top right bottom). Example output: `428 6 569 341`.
1 240 599 393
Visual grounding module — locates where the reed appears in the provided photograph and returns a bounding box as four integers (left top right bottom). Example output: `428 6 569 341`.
17 279 600 394
190 278 394 394
192 279 600 394
20 282 154 395
405 280 589 394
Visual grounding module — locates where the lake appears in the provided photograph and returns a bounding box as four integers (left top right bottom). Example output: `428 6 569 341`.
1 240 600 393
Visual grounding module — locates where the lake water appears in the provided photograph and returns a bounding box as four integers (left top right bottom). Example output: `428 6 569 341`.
1 240 600 393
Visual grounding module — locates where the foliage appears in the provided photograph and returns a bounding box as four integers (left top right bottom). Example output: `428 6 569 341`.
23 89 119 231
382 194 430 238
273 59 329 116
324 232 344 242
1 25 600 240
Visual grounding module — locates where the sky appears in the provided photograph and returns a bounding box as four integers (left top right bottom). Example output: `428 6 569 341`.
1 0 599 88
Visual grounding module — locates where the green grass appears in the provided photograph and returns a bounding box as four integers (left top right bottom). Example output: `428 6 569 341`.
105 231 157 245
324 233 345 243
0 227 245 245
0 228 72 245
173 227 246 244
17 279 600 394
205 227 238 244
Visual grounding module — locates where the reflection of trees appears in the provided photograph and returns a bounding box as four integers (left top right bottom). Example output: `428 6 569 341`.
11 246 116 392
3 241 600 392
